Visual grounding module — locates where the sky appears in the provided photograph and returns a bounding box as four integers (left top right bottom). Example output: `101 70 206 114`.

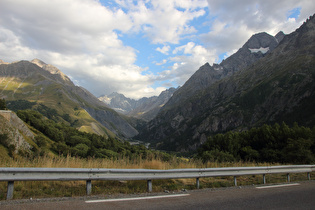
0 0 314 99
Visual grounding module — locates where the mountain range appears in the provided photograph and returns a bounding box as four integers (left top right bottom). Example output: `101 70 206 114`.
100 31 285 122
98 87 177 121
1 14 314 153
136 14 315 152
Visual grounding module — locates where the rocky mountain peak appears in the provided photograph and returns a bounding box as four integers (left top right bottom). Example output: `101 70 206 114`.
0 59 9 65
108 92 129 100
31 58 47 68
164 31 280 109
245 32 279 50
275 31 285 43
30 59 73 86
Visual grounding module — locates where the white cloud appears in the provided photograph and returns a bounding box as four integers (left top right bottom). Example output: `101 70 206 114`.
155 59 168 66
160 42 217 85
156 45 170 55
120 0 208 44
202 0 315 55
201 19 250 55
0 0 314 100
0 0 154 99
0 0 210 99
0 28 37 60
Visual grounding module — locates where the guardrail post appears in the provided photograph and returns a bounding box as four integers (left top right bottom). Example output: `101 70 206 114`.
307 172 311 180
263 174 266 184
147 180 152 192
196 178 200 189
234 176 237 186
7 181 14 200
86 180 92 195
287 173 290 182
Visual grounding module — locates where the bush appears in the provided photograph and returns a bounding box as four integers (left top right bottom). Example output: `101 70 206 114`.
34 135 47 148
201 149 235 162
72 144 89 157
0 134 9 147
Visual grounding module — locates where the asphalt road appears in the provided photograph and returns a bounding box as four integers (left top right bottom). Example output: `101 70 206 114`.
1 181 315 210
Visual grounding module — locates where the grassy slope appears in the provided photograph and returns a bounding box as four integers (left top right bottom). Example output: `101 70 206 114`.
0 75 114 138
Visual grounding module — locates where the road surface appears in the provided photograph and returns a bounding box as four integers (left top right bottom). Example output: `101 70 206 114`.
1 181 314 209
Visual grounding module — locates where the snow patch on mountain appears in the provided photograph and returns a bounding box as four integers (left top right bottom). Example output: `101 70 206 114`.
248 47 270 54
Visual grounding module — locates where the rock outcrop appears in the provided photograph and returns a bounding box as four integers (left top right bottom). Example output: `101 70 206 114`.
0 110 33 153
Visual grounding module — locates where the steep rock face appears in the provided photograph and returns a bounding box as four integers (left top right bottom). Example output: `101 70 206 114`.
137 15 315 152
0 60 138 138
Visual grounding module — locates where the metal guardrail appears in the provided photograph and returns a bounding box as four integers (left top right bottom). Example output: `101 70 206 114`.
1 165 314 200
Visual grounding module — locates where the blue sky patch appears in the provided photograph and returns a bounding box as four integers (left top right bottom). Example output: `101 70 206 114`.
287 7 301 19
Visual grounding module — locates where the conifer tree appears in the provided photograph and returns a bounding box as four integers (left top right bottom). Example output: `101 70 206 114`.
0 98 6 110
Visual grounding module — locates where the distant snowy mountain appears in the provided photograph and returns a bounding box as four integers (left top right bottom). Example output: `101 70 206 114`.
99 87 178 121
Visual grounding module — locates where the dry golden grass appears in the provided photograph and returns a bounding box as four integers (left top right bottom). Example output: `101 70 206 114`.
0 154 274 169
0 155 313 200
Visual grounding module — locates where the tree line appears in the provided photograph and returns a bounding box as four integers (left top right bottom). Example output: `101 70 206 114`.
196 122 315 164
3 99 315 164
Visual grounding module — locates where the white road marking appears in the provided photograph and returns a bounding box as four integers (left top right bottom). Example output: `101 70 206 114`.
256 183 300 189
85 194 190 203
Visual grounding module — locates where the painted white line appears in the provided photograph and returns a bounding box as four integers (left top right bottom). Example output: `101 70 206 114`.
85 194 190 203
256 183 300 189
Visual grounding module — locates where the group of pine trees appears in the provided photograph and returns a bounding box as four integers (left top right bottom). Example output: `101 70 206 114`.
197 122 315 163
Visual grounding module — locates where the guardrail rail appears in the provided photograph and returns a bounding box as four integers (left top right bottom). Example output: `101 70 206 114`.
1 165 314 200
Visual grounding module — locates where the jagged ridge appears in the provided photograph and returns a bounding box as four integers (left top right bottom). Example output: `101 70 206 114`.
99 87 178 121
